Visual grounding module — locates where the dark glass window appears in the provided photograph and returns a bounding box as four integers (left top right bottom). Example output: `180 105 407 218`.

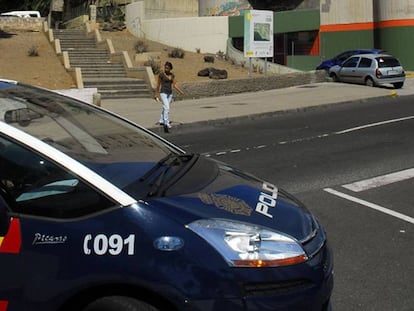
0 136 115 218
358 58 372 68
342 57 359 68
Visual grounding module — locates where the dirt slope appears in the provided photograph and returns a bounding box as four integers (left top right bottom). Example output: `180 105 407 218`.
0 29 256 90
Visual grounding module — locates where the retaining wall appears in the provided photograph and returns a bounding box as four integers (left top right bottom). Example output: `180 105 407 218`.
0 17 45 31
180 70 327 99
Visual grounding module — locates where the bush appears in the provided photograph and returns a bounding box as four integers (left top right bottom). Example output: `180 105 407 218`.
27 46 39 57
134 40 148 53
145 57 161 75
216 50 225 59
168 48 185 59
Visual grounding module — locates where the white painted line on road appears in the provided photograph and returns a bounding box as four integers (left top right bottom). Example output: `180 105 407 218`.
342 168 414 192
204 115 414 157
335 116 414 134
324 188 414 224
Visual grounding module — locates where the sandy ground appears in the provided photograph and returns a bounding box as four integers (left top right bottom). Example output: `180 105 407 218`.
0 29 256 90
0 30 75 89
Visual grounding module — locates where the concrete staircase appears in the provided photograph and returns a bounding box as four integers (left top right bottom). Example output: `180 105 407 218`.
53 29 151 99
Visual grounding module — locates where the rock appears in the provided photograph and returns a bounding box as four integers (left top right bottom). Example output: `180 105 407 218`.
209 68 228 79
197 68 212 77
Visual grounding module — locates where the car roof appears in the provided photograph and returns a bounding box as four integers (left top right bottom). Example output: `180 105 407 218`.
351 53 394 58
339 49 381 54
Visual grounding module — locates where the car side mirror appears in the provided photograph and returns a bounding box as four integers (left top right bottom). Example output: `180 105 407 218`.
4 108 42 127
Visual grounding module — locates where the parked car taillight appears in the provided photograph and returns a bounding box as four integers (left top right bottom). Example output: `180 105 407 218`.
375 69 383 78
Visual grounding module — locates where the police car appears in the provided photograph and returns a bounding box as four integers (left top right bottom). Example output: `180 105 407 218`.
0 80 333 311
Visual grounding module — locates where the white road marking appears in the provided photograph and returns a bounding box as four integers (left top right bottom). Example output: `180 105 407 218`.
324 188 414 224
335 116 414 134
203 115 414 157
343 168 414 192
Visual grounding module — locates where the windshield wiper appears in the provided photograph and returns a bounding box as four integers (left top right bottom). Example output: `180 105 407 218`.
140 153 198 197
140 152 177 182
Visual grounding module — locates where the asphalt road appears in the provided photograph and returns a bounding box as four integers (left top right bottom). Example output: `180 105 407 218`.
166 95 414 311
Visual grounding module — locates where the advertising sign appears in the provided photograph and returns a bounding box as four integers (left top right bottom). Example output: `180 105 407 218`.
244 10 274 58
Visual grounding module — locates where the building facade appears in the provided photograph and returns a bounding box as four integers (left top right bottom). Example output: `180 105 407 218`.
320 0 414 70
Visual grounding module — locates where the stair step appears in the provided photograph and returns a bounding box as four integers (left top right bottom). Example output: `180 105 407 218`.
83 78 146 85
98 92 151 99
53 29 151 99
82 73 127 77
86 84 148 90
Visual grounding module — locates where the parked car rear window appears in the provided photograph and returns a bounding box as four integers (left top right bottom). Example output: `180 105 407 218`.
377 57 400 68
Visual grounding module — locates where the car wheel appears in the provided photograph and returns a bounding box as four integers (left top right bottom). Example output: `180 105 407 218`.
393 82 404 89
83 296 160 311
329 73 339 82
365 77 375 87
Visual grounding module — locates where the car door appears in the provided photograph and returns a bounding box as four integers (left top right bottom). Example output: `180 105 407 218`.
338 56 360 83
0 166 24 311
354 57 373 84
0 133 119 310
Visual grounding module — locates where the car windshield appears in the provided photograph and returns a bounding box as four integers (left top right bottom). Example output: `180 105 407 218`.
0 82 179 196
376 57 400 68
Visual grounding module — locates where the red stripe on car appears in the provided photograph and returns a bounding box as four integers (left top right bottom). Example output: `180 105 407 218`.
0 300 8 311
0 218 21 254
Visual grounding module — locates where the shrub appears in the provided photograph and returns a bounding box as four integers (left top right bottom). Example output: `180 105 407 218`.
27 46 39 57
216 50 225 59
168 48 185 59
134 40 148 53
145 57 161 75
204 55 215 63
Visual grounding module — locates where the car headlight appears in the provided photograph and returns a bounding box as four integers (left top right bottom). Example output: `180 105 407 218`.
187 219 307 267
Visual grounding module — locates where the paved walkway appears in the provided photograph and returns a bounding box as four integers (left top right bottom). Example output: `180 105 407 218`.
101 77 414 130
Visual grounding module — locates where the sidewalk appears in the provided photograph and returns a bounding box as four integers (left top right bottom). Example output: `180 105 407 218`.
101 78 414 130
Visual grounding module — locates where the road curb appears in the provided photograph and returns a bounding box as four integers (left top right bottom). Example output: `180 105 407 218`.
149 95 393 134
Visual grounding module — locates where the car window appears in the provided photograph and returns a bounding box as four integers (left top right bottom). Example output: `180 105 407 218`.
342 57 359 68
0 84 174 193
0 135 116 218
376 57 401 68
358 57 372 68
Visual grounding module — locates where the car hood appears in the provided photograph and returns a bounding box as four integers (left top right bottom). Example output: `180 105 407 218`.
144 157 317 242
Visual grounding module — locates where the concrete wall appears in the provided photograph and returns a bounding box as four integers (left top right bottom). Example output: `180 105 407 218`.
375 0 414 21
144 0 198 19
126 1 227 53
144 16 228 54
319 0 414 69
0 17 45 32
319 0 375 63
374 0 414 70
180 70 327 99
126 1 145 37
320 0 373 25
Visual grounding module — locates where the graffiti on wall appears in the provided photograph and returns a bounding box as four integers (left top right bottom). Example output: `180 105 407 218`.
206 1 252 16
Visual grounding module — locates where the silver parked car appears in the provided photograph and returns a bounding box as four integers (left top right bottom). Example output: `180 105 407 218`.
329 53 405 89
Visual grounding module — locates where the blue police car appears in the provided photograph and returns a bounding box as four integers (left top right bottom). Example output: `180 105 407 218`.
0 80 333 311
